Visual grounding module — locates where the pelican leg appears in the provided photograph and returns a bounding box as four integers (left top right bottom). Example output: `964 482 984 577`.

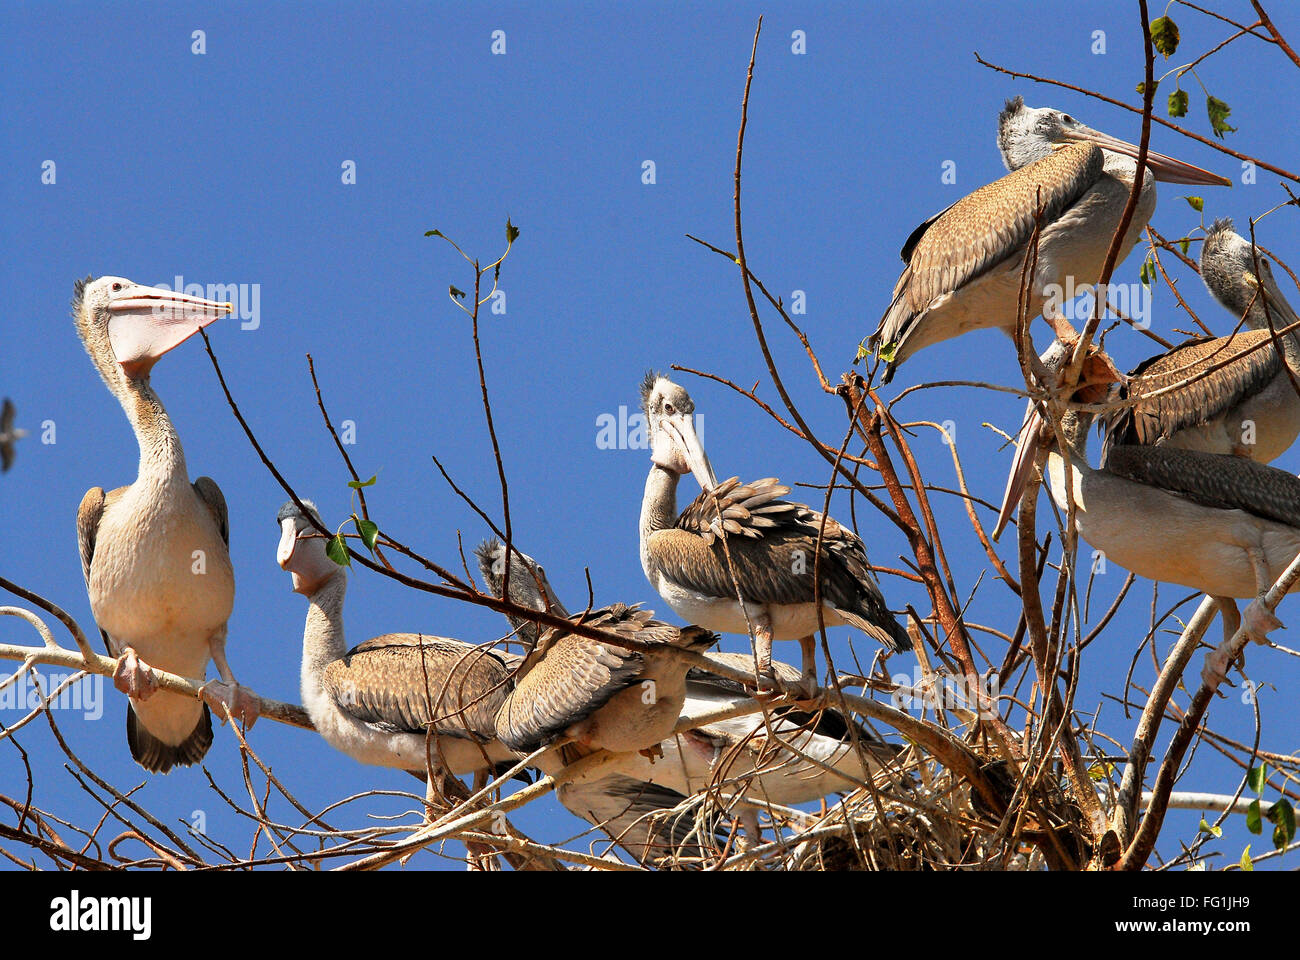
111 646 158 701
781 635 823 702
464 771 500 872
200 629 261 727
738 806 761 851
1244 547 1284 645
753 610 777 693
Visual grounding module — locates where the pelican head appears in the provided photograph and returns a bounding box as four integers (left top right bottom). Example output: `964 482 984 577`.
997 96 1229 185
1201 218 1300 331
73 275 232 383
276 499 339 596
474 537 568 632
640 372 717 490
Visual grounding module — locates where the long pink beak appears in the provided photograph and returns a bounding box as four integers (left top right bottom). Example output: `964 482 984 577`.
1067 128 1231 186
108 284 232 379
993 402 1046 541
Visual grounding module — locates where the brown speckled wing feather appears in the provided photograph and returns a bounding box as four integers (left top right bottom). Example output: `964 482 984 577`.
1103 330 1282 452
872 143 1102 352
323 635 512 741
666 478 910 650
494 605 652 752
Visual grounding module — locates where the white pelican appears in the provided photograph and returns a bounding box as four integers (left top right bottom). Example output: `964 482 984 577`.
74 276 258 772
870 97 1230 382
638 373 911 697
1102 218 1300 461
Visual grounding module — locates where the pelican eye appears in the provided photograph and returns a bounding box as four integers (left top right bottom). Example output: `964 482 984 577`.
112 282 122 291
664 402 675 414
1062 114 1074 124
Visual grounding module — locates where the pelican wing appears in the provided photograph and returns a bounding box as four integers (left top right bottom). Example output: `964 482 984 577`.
192 476 230 549
561 775 727 869
1104 444 1300 529
1102 330 1283 451
872 142 1103 354
323 634 512 741
667 478 911 651
494 604 655 752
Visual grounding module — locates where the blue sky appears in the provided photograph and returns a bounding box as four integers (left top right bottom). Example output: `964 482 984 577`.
2 1 1297 870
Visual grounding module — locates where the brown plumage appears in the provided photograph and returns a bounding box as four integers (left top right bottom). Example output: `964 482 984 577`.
871 142 1102 375
892 143 1100 321
323 634 513 743
665 477 911 653
494 603 716 755
1102 331 1284 451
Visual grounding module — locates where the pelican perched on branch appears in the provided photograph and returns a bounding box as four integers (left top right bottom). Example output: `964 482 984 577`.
478 539 903 855
277 501 521 783
637 374 910 698
472 538 717 759
870 97 1230 382
998 345 1295 683
1102 218 1300 461
74 276 258 772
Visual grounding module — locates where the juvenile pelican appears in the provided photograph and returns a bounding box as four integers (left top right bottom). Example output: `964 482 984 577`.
74 276 258 772
998 346 1295 684
473 538 717 759
870 97 1230 382
277 501 520 781
1102 218 1300 460
478 540 902 856
637 374 910 697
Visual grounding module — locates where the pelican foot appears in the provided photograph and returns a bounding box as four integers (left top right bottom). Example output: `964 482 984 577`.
112 648 157 701
201 680 261 728
779 674 823 708
1243 599 1282 643
1200 645 1236 691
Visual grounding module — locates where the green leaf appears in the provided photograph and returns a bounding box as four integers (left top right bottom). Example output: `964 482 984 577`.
1198 817 1222 838
450 285 466 300
878 342 898 363
357 518 380 552
1207 95 1237 138
1168 89 1189 118
506 217 520 244
1150 15 1180 59
1179 238 1190 255
1248 763 1268 794
1136 80 1158 98
1266 798 1296 847
1184 196 1204 213
1139 257 1158 289
347 475 377 489
1239 845 1254 871
326 534 351 567
425 229 444 238
1247 798 1263 834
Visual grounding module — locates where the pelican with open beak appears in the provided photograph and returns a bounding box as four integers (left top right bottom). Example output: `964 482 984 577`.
74 276 257 773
